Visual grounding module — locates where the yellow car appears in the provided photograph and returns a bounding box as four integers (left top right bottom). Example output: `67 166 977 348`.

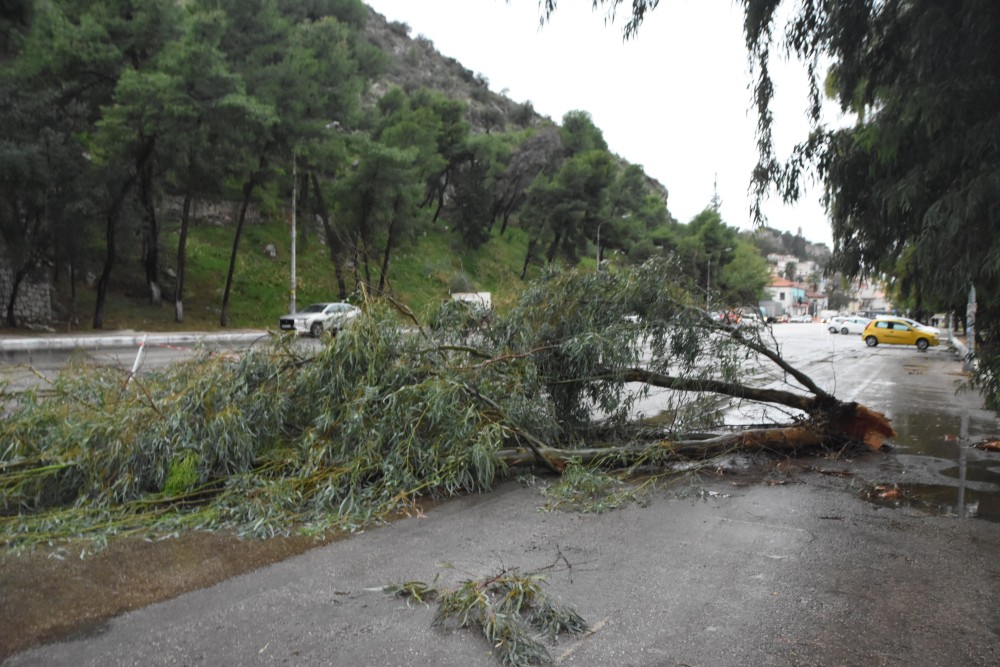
862 317 940 350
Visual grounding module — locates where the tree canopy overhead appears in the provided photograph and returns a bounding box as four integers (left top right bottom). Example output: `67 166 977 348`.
554 0 1000 402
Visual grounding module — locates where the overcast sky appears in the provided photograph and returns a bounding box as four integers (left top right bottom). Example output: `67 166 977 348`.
364 0 839 248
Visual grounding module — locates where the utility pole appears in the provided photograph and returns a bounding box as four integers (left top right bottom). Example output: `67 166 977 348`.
290 153 297 314
965 284 976 370
710 173 722 212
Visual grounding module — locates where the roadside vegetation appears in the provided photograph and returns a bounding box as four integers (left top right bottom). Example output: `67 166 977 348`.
1 259 889 555
3 1 996 663
557 1 1000 405
46 214 537 332
0 0 798 338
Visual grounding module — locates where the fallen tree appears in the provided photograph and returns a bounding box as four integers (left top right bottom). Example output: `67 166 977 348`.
0 258 891 549
463 258 894 469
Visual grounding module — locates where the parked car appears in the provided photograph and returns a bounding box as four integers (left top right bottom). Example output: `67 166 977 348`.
827 316 847 333
278 302 360 337
832 316 872 335
862 317 940 349
875 315 941 336
788 314 812 323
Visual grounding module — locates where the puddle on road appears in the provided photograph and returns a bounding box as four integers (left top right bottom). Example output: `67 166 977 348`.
867 406 1000 521
863 482 1000 521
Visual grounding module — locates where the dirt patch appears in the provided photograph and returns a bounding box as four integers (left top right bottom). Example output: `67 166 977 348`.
0 531 334 661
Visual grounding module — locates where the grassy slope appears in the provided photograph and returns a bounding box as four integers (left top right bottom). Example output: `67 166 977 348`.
50 216 537 332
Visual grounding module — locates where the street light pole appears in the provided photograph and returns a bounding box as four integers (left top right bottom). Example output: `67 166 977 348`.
290 153 297 314
965 284 977 371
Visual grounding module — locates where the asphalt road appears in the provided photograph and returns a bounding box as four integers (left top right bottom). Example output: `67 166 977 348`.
0 332 272 394
6 323 1000 666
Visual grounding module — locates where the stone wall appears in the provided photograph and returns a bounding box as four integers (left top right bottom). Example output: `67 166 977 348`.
0 260 52 325
160 197 262 226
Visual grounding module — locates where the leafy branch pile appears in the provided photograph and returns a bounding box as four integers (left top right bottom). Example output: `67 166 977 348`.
389 568 589 667
1 309 506 548
1 260 878 551
539 461 644 514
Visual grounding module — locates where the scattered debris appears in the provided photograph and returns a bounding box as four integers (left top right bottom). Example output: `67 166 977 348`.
972 439 1000 452
871 484 903 501
387 563 589 667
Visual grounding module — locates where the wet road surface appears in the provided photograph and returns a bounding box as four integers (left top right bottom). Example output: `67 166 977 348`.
5 323 1000 666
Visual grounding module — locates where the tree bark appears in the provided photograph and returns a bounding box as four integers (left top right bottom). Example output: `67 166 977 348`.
94 138 155 328
616 367 816 413
520 238 537 280
220 154 265 327
174 189 192 323
378 195 403 292
311 173 348 299
495 425 831 470
431 169 448 223
497 408 893 472
93 191 123 330
139 136 161 305
545 228 563 264
3 209 47 328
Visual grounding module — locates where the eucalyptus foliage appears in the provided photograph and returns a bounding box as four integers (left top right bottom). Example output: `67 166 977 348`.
563 0 1000 403
1 259 790 550
489 257 773 433
390 568 589 667
2 309 506 546
540 460 642 514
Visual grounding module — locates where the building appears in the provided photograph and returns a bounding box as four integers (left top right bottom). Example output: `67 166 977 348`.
849 279 892 316
762 277 808 317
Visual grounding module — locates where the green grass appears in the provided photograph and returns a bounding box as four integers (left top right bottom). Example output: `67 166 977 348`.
48 216 534 332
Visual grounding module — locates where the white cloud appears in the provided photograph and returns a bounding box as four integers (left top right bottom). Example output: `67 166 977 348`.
366 0 836 247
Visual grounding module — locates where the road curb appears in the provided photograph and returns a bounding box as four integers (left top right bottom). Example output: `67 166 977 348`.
0 331 271 352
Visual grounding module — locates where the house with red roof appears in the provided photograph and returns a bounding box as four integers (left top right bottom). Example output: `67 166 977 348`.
763 277 808 317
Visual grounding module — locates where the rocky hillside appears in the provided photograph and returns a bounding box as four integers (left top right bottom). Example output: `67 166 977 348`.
362 6 671 204
363 8 538 132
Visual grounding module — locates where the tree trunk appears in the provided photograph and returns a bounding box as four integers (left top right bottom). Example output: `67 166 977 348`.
220 156 264 327
431 169 448 223
93 201 119 330
612 366 890 447
495 404 892 472
378 196 403 292
139 137 161 305
93 200 121 330
311 173 348 299
94 177 141 328
358 203 373 289
175 189 192 323
500 172 531 237
4 209 47 327
495 426 829 470
616 367 816 412
94 139 154 329
5 266 25 327
499 205 513 236
545 227 565 264
520 238 538 280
